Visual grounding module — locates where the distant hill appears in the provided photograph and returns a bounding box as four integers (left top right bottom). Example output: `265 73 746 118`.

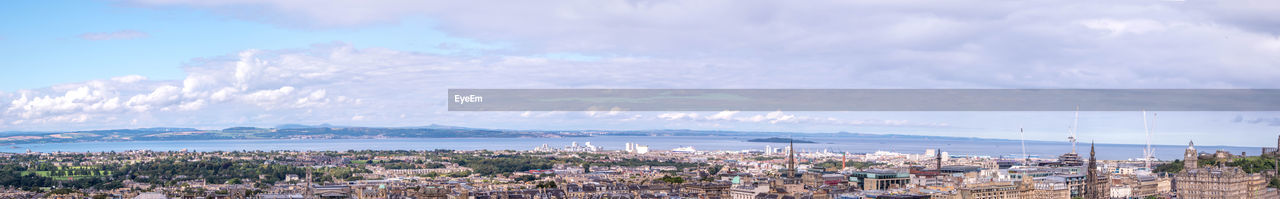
0 125 1013 145
747 137 816 143
275 123 353 129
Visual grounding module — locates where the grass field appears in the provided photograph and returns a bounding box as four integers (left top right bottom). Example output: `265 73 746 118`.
349 160 387 164
22 166 113 180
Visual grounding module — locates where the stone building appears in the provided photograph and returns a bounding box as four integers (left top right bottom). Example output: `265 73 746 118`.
1175 140 1278 199
1185 141 1199 170
1259 134 1280 156
1083 143 1109 199
684 182 733 199
958 173 1065 199
1175 166 1263 198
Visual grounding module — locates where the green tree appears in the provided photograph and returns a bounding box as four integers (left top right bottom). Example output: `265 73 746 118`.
536 181 558 188
1153 159 1183 173
708 165 723 176
658 175 685 184
514 175 538 182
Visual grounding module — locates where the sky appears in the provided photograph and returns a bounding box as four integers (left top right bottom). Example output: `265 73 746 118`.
1 0 1279 146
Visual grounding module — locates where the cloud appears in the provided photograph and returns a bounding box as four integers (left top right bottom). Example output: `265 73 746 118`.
119 0 1280 89
1184 0 1280 34
79 30 150 41
706 111 738 120
658 112 699 121
657 110 946 127
9 0 1280 133
124 85 181 112
1078 19 1168 36
111 75 148 83
1235 116 1280 126
2 43 806 130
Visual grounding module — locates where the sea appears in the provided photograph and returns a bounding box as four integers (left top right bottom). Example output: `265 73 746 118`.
0 136 1262 161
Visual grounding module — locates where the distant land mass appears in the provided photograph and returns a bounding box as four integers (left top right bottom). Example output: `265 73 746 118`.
747 137 816 143
0 124 1012 145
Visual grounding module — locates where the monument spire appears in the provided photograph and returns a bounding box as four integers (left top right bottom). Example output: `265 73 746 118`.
787 136 796 180
1085 141 1099 199
936 149 943 170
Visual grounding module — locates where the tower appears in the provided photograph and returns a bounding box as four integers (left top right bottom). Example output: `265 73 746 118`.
305 167 313 197
1019 169 1035 191
787 137 796 181
841 152 847 171
1085 142 1099 199
936 149 943 170
1185 141 1198 170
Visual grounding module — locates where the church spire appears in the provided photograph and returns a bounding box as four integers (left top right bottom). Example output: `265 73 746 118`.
1085 141 1100 199
787 136 796 180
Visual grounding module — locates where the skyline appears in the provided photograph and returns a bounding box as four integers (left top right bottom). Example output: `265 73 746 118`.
3 1 1280 146
0 115 1275 148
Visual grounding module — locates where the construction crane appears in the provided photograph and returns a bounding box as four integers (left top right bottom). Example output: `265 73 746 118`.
1069 106 1079 154
1021 127 1029 166
1142 110 1157 170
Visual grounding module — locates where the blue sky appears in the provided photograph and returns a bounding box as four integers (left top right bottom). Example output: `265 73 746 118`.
1 0 1279 147
0 1 495 91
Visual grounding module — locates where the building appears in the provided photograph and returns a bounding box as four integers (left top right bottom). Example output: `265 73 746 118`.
1176 166 1263 198
132 193 167 199
1175 140 1278 198
849 170 910 191
1044 174 1087 197
1131 175 1160 198
1031 178 1071 199
1109 186 1132 198
624 142 650 154
1259 134 1280 156
684 182 733 198
957 173 1054 197
1057 153 1083 166
1185 141 1199 170
731 185 770 199
1083 142 1109 199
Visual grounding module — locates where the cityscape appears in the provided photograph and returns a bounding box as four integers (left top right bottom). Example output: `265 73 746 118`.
0 128 1279 198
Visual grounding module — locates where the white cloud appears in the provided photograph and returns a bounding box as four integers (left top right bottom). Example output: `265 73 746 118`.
239 86 295 107
658 112 699 120
79 30 150 41
6 43 775 130
6 86 123 120
111 75 148 83
8 0 1280 145
1078 19 1168 36
0 40 1264 132
119 0 1280 89
706 111 738 120
177 99 206 111
125 85 181 112
655 110 947 127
